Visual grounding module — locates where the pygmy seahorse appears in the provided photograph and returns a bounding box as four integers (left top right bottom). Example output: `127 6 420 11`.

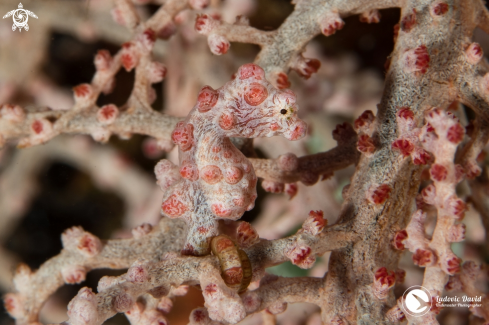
155 63 306 256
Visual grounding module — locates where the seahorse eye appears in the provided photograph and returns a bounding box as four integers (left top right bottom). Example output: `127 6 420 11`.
280 109 287 115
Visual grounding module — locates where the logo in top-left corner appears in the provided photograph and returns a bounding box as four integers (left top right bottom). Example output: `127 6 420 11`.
2 3 38 32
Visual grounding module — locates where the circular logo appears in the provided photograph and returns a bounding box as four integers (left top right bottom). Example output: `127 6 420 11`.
13 10 28 27
401 285 432 317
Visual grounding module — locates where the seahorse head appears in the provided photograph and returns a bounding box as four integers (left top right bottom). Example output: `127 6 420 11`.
193 63 307 141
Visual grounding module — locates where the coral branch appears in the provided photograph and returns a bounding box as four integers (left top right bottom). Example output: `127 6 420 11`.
5 205 354 324
5 218 186 324
62 257 216 325
194 0 401 87
475 0 489 35
319 0 489 323
445 261 489 322
251 123 359 185
468 168 489 251
241 276 324 316
456 118 489 179
246 220 356 275
0 106 181 148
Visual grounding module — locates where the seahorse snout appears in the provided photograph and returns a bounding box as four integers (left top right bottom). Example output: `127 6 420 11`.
284 119 307 141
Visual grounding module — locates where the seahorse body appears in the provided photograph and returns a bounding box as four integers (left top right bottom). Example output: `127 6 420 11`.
155 64 306 256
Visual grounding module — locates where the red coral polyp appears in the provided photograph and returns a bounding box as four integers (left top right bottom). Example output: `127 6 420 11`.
446 124 465 143
392 230 408 250
77 233 102 257
401 9 417 32
295 58 321 79
466 42 483 64
319 13 344 36
430 164 448 182
404 45 430 74
208 34 230 55
302 210 326 236
432 2 449 16
447 196 466 219
148 62 167 83
414 46 430 73
261 180 285 193
31 120 44 134
121 43 139 71
392 139 414 156
4 294 22 318
444 256 461 275
277 153 298 172
73 84 92 99
412 249 435 267
94 50 112 71
97 104 119 125
354 110 374 130
367 184 391 204
127 265 149 283
191 309 208 323
412 148 433 165
142 29 156 48
288 245 313 267
357 134 376 154
397 107 414 120
236 222 259 248
285 183 298 199
374 267 396 287
275 72 291 89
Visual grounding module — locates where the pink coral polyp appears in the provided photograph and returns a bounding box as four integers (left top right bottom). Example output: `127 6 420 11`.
392 139 414 156
401 9 417 32
354 110 375 130
430 164 448 182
